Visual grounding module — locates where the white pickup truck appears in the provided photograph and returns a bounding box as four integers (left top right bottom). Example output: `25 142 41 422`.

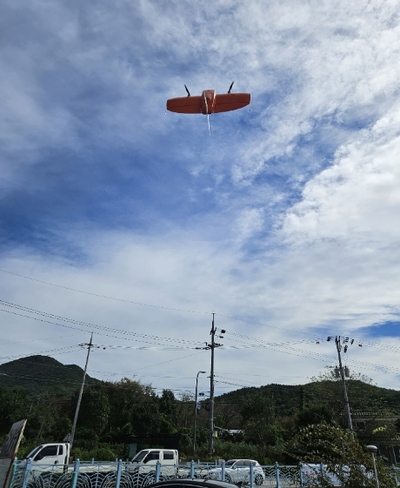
23 444 179 471
130 449 179 470
23 443 71 467
19 444 181 480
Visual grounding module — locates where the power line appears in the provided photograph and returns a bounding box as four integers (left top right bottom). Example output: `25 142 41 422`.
0 300 205 348
0 269 210 315
3 268 400 356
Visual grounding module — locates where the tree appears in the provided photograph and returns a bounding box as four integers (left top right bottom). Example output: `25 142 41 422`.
175 393 194 430
296 405 334 429
158 389 177 434
73 386 111 446
0 388 29 435
291 422 396 487
240 391 284 461
26 393 72 444
103 378 160 440
311 367 373 385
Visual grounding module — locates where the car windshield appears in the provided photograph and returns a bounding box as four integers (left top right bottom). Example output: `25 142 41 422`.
25 445 44 460
225 460 238 467
132 450 150 463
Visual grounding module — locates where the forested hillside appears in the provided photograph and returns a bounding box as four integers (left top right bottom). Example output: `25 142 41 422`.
1 355 399 463
0 355 100 397
216 380 400 418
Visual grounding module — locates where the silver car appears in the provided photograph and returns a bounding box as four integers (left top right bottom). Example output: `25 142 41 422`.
300 464 351 486
207 459 265 485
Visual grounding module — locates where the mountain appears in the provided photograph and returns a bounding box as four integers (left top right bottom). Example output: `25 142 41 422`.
2 355 400 420
215 380 400 419
0 355 101 398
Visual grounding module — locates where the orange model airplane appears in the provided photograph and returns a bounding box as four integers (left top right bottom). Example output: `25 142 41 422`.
166 82 251 115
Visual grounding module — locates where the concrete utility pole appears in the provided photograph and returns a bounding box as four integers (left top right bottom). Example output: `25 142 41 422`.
195 314 225 456
209 315 216 456
327 335 353 430
208 314 225 455
69 333 99 448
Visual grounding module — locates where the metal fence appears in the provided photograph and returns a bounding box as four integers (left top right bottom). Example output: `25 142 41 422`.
8 460 397 488
7 460 305 488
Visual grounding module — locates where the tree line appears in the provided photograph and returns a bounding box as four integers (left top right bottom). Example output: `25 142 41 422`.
1 373 400 468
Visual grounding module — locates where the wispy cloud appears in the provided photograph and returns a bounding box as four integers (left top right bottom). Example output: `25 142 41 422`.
1 0 400 394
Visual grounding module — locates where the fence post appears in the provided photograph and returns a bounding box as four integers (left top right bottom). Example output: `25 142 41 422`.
221 461 225 481
190 460 195 479
115 459 122 488
392 466 399 486
70 459 80 488
21 458 32 488
155 461 161 482
275 462 281 488
249 462 254 488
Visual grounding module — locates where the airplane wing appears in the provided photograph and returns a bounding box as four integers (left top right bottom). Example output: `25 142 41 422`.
213 93 251 113
166 96 202 114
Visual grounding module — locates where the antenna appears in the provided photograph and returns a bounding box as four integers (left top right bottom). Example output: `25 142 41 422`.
228 81 234 94
184 84 191 97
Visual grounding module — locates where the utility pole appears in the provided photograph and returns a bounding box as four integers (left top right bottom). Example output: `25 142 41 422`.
327 336 353 430
208 314 225 455
69 333 99 448
209 314 216 456
195 314 225 456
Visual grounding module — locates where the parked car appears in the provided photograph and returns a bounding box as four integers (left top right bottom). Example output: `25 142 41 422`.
207 459 265 485
148 480 238 488
300 463 350 486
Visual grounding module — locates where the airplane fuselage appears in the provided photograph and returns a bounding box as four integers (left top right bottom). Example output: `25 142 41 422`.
200 90 216 115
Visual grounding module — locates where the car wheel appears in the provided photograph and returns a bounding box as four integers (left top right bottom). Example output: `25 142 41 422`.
224 474 232 483
255 474 264 485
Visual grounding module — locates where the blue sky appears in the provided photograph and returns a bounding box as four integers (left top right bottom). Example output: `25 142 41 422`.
1 0 400 397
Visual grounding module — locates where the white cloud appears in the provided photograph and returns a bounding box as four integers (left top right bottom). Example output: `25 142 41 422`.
2 0 400 396
283 103 400 245
2 221 400 393
235 208 264 241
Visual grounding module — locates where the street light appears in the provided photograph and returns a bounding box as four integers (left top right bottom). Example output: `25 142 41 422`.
366 445 380 488
193 370 206 456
